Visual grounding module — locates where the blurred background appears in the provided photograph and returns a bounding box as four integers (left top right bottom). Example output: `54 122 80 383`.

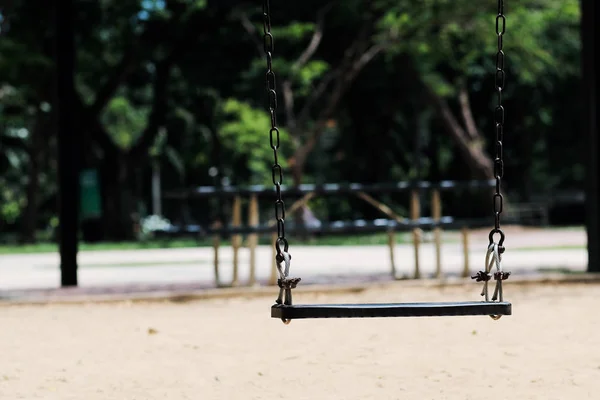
0 0 595 293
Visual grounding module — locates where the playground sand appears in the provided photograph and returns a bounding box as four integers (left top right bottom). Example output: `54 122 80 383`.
0 282 599 400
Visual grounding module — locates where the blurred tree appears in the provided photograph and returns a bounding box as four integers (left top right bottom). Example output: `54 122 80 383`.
0 0 585 241
0 0 56 242
373 0 581 181
71 0 217 239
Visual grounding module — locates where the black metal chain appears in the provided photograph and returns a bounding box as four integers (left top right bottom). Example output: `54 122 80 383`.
490 0 506 251
474 0 511 301
263 0 289 261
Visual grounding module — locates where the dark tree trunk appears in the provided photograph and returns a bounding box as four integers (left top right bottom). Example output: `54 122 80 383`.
290 162 308 240
582 0 599 272
100 151 134 240
56 0 79 286
427 88 494 180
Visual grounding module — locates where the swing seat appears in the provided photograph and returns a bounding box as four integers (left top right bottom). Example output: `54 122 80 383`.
271 301 512 319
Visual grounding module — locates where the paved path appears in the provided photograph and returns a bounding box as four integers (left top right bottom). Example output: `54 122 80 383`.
0 228 588 296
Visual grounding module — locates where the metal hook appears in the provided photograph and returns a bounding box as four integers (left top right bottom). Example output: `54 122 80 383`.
489 229 505 254
275 251 291 281
275 237 289 256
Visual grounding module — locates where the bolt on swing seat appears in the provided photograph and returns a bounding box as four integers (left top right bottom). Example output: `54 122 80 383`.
261 0 512 323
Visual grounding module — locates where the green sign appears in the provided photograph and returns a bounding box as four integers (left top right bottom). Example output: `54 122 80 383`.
80 169 102 219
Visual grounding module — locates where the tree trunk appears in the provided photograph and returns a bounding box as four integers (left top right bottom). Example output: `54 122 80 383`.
426 85 494 180
287 159 304 239
151 159 162 216
100 151 134 240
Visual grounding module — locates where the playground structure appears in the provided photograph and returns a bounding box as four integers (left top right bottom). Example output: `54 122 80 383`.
258 0 515 321
160 179 514 288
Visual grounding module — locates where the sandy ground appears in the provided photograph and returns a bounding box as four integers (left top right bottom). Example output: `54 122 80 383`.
1 281 599 400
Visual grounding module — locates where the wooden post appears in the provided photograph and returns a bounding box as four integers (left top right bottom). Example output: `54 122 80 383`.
212 221 222 287
388 230 397 278
410 189 421 279
461 226 470 278
248 194 259 286
269 232 278 285
231 196 242 286
431 189 442 278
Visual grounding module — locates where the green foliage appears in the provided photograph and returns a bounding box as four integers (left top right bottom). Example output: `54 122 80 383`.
273 21 316 41
0 184 24 224
218 99 290 185
0 0 586 240
148 127 167 158
102 96 150 149
375 0 580 95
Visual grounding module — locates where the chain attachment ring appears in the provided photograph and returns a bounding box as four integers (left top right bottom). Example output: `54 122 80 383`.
488 228 505 253
275 252 301 324
471 242 510 320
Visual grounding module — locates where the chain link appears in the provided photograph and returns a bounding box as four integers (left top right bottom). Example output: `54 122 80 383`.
263 0 289 259
491 0 506 248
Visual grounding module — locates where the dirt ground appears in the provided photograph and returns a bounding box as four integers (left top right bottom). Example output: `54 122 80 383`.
1 282 599 400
